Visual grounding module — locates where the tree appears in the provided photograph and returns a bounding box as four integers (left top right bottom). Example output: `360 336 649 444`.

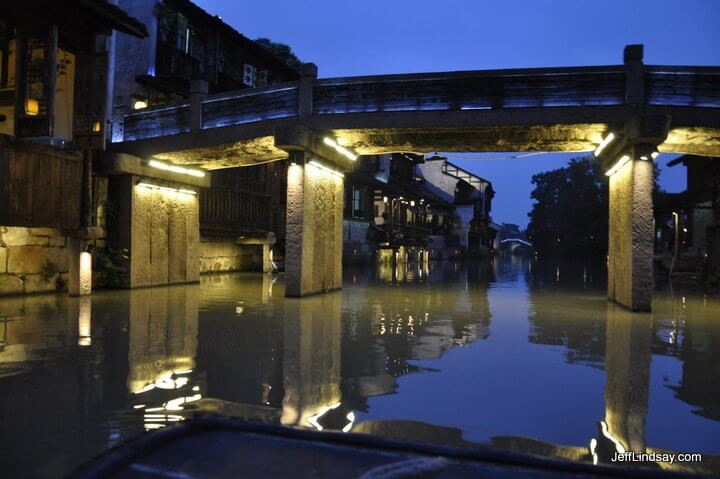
255 38 301 70
527 156 608 259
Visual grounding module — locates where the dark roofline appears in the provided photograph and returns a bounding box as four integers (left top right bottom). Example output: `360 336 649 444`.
445 159 491 186
667 154 718 168
84 0 148 38
163 0 299 78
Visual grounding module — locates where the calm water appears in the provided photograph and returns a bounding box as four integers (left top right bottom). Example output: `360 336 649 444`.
1 257 719 477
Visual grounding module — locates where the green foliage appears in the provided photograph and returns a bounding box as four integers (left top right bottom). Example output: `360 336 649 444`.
40 261 59 283
100 247 129 288
527 156 609 259
255 38 301 69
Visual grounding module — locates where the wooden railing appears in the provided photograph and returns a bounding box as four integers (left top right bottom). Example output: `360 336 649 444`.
0 136 83 229
200 187 273 236
114 64 720 144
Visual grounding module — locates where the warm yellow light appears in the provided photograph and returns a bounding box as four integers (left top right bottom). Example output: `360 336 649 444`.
594 132 615 157
137 182 197 195
307 402 341 431
383 196 388 203
78 296 92 346
133 99 148 110
605 154 631 177
323 137 357 161
410 200 415 207
24 98 39 116
92 121 101 133
148 159 205 178
308 160 344 178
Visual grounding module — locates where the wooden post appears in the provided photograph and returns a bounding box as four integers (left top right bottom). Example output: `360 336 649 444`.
189 80 208 132
298 63 317 120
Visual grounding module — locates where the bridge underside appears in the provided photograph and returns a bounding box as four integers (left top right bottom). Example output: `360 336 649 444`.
127 121 720 170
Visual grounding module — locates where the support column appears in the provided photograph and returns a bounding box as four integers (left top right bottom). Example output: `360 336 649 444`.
607 146 654 312
68 238 92 296
285 152 344 297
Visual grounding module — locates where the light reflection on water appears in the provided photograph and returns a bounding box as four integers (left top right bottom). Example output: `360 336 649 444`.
0 257 719 477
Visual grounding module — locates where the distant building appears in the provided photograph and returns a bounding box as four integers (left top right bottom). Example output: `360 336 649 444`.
417 156 497 257
108 0 300 273
343 153 455 264
655 155 719 281
343 153 497 264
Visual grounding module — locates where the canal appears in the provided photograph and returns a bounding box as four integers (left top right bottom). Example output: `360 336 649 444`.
0 257 718 477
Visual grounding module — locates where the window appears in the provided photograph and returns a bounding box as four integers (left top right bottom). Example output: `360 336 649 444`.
352 187 363 218
243 64 257 87
258 70 268 87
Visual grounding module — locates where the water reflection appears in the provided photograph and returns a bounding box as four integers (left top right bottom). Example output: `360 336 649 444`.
0 259 718 477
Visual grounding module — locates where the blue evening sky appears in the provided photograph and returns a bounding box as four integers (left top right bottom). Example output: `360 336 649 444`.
197 0 720 227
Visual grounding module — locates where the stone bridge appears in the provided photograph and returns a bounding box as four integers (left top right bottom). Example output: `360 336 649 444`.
110 45 720 310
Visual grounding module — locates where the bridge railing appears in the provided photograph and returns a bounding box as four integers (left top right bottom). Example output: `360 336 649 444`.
114 64 720 144
119 81 300 142
313 65 628 113
645 66 720 108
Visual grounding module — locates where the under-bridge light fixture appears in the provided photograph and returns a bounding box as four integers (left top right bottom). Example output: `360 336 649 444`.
137 182 197 195
605 154 631 177
323 137 357 162
148 159 206 178
594 132 616 157
308 160 345 178
133 99 148 110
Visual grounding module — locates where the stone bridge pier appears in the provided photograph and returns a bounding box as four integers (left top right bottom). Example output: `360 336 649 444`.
601 115 670 312
274 125 354 297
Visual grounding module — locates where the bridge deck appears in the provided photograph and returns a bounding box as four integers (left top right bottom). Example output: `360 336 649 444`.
113 64 720 168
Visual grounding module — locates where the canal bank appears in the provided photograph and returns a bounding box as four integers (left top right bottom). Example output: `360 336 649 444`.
0 258 718 477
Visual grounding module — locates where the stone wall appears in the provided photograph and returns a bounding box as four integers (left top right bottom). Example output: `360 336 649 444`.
199 239 263 273
0 226 71 295
112 175 200 288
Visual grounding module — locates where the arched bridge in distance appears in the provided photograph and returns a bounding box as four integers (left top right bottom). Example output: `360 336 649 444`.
109 44 720 310
499 239 534 253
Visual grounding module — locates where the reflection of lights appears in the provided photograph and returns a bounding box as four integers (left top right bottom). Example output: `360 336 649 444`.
342 412 355 433
78 297 92 346
133 369 195 394
148 159 205 178
134 404 146 409
307 402 341 431
134 384 156 395
599 421 626 454
589 438 598 465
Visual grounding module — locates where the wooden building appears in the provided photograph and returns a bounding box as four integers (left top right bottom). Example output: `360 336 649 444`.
0 0 147 295
655 155 720 282
110 0 299 272
343 153 456 264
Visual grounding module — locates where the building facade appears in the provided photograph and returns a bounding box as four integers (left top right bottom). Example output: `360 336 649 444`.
109 0 300 274
655 155 720 283
417 155 497 257
343 153 496 265
0 0 147 295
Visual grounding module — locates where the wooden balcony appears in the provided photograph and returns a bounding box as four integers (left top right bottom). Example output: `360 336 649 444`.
200 186 274 237
0 136 83 229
